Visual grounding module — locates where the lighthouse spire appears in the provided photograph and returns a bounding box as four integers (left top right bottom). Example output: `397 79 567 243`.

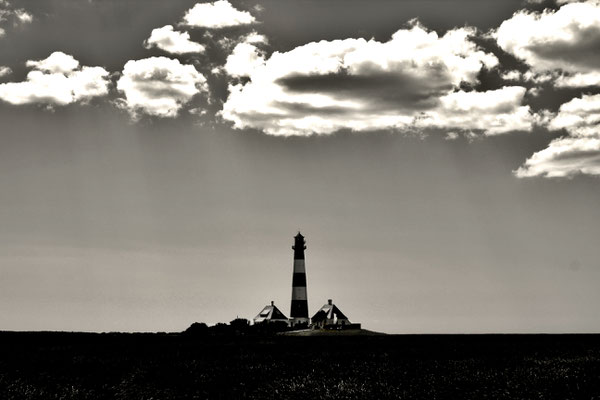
290 231 309 327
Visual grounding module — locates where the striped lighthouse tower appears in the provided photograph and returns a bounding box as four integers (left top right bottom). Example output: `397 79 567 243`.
290 232 309 327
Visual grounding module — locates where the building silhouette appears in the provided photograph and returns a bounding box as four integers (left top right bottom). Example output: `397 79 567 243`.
251 232 360 330
253 301 289 324
290 232 309 327
311 299 354 328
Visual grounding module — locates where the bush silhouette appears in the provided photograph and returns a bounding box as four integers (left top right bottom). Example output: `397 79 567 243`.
183 322 208 336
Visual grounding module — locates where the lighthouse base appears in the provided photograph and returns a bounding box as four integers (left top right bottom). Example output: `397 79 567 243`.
289 317 310 328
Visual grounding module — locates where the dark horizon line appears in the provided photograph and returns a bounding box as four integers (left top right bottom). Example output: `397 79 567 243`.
2 330 600 335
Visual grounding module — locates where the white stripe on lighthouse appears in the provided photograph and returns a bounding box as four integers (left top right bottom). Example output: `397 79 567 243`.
292 286 307 300
293 259 305 273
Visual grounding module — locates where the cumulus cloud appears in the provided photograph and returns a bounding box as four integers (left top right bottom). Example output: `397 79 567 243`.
221 23 537 136
516 94 600 177
182 0 256 29
555 71 600 87
496 1 600 87
501 69 556 84
116 56 208 118
143 25 205 54
419 86 537 135
25 51 80 73
223 32 267 77
515 137 600 177
0 52 110 106
547 94 600 137
0 66 10 77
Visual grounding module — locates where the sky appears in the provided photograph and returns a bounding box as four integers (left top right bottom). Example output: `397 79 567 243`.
0 0 600 334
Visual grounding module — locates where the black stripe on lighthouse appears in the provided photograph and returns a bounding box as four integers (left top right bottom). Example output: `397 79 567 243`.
292 273 306 287
290 299 308 318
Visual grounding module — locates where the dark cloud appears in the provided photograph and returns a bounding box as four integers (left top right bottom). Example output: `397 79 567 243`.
277 71 450 111
526 25 600 70
273 101 355 116
551 148 600 162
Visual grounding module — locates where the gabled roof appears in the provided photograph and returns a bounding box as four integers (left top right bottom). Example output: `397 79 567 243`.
311 301 349 322
253 302 288 323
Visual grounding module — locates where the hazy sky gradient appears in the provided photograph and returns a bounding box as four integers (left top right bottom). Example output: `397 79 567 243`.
1 0 599 333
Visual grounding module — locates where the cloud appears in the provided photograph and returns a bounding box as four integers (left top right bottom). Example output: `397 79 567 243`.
515 137 600 177
556 0 596 4
143 25 205 55
0 52 110 105
501 69 557 84
26 51 80 73
555 71 600 87
516 94 600 177
241 31 267 45
0 1 32 33
496 1 600 87
116 56 208 118
181 1 256 29
13 9 32 24
547 94 600 138
222 32 267 77
0 66 10 77
419 86 537 135
220 22 537 136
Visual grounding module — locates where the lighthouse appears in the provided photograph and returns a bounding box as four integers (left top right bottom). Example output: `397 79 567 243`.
290 232 309 327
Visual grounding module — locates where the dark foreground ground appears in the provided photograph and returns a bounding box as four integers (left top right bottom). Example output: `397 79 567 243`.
1 332 600 399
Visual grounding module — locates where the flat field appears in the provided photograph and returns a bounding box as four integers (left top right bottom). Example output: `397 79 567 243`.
1 332 599 399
